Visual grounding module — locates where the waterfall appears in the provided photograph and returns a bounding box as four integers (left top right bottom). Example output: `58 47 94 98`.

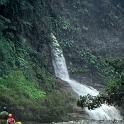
50 33 123 120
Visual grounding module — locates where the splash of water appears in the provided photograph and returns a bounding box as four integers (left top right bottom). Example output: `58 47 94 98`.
50 33 123 120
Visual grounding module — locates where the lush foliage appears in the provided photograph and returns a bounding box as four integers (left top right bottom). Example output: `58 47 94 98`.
77 58 124 110
0 0 124 122
0 0 73 123
0 69 73 122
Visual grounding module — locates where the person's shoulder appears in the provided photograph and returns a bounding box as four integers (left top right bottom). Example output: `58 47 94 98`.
1 111 6 112
2 111 7 113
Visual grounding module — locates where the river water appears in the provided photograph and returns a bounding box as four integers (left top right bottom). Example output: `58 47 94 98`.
52 120 124 124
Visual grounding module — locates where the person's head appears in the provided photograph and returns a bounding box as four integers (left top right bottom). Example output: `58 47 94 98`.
8 113 12 118
3 107 7 111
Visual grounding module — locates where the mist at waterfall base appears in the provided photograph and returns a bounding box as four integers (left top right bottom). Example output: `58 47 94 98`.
50 33 123 120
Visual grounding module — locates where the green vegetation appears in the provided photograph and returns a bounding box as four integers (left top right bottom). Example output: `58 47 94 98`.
0 70 46 99
0 0 74 123
77 58 124 110
0 0 124 122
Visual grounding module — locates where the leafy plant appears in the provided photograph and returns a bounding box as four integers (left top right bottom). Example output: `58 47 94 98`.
0 70 46 99
82 26 88 31
0 0 9 5
77 58 124 110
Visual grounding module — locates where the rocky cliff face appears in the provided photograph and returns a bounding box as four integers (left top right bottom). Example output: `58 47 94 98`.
53 77 89 120
48 0 124 119
49 0 124 85
50 0 124 56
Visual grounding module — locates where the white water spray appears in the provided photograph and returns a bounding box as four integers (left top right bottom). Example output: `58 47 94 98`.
50 33 123 120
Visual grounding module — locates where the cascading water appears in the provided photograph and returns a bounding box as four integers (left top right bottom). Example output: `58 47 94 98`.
50 33 123 120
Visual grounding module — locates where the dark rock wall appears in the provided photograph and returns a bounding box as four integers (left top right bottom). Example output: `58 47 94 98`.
49 0 124 85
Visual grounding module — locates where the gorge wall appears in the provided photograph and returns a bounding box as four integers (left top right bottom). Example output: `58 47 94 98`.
49 0 124 85
1 0 124 122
